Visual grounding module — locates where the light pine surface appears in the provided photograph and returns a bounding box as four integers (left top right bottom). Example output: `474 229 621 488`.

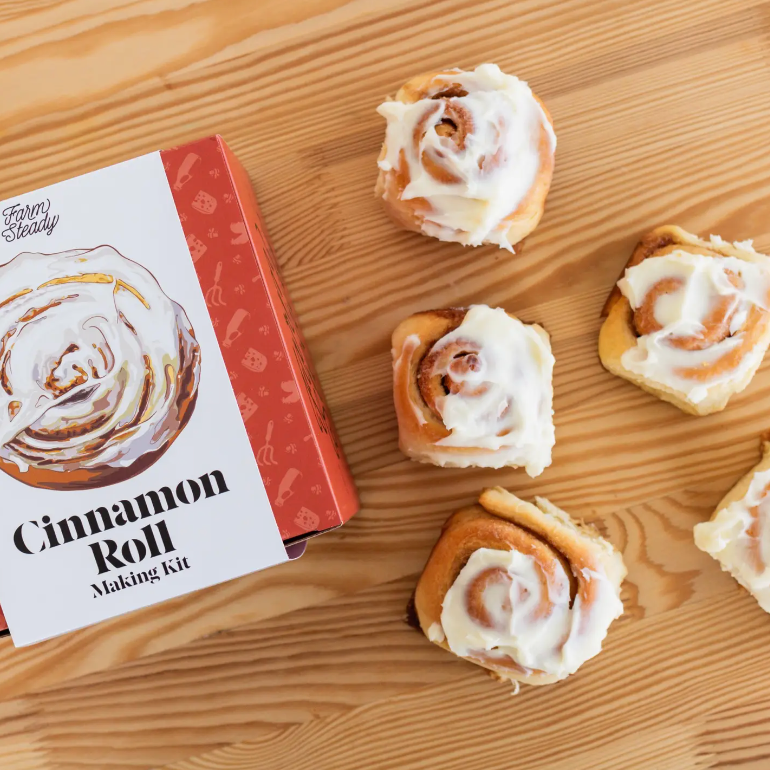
0 0 770 768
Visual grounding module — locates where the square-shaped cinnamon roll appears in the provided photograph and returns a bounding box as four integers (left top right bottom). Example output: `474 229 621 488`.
599 225 770 415
392 304 555 476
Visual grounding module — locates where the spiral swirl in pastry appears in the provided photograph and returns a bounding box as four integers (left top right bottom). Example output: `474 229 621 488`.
414 488 626 685
0 246 201 490
375 63 556 251
392 305 555 476
695 437 770 613
599 225 770 415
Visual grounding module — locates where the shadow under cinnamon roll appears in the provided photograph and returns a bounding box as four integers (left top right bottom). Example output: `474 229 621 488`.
0 246 201 490
392 304 555 476
414 487 626 686
599 225 770 415
375 63 556 251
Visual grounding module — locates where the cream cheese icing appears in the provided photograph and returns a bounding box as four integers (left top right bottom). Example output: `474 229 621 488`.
694 468 770 612
423 305 555 476
439 538 623 678
377 63 556 251
617 250 770 404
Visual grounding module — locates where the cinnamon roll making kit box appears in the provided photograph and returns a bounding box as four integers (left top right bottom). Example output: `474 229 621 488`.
0 135 358 646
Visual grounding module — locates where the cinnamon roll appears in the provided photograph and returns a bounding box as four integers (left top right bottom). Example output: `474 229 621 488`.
694 437 770 612
392 304 554 476
375 63 556 251
599 225 770 415
414 487 626 685
0 246 201 490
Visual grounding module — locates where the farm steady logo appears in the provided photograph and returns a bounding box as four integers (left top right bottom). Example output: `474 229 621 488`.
2 200 59 242
13 471 229 593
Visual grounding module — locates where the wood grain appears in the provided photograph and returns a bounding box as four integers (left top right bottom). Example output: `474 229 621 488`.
1 0 770 767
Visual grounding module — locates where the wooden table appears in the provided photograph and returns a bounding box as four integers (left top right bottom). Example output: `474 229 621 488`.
1 0 769 768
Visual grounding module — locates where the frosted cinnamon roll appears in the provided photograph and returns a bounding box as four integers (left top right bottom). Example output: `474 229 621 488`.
414 488 626 685
599 225 770 415
0 246 201 490
695 437 770 612
375 63 556 251
392 304 554 476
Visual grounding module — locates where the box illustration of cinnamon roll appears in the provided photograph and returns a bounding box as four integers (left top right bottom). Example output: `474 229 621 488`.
0 136 358 646
0 245 201 491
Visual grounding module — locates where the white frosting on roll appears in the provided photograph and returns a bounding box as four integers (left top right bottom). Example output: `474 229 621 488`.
440 542 623 677
377 63 555 251
0 246 200 484
695 468 770 612
618 250 770 404
425 305 555 476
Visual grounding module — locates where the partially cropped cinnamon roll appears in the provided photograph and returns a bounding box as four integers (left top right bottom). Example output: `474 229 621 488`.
375 63 556 251
415 488 626 686
392 304 555 476
599 225 770 415
695 436 770 613
0 246 201 490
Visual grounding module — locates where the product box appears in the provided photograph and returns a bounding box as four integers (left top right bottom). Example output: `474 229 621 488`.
0 136 358 645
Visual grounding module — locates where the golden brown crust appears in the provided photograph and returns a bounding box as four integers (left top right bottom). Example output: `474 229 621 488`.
598 225 770 416
392 308 467 456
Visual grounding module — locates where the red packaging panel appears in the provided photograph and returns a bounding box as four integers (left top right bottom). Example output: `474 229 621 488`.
161 136 358 541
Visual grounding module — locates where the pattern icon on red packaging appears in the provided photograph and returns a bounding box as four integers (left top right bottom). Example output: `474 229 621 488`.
281 381 300 404
173 153 200 190
256 420 278 466
192 191 218 215
274 468 301 507
223 308 250 348
242 348 267 373
230 222 249 245
236 393 258 422
186 233 207 262
294 507 320 531
205 262 226 307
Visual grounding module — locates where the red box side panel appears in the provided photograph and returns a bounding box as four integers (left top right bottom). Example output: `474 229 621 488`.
219 139 359 523
161 137 358 539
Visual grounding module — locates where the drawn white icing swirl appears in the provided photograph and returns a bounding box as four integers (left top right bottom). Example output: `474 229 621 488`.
0 246 201 489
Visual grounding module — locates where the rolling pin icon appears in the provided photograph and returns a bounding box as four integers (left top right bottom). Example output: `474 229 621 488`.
274 468 301 507
223 309 250 348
